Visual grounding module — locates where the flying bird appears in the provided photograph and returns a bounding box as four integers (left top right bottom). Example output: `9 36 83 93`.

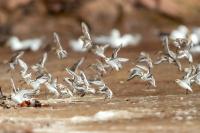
53 32 68 59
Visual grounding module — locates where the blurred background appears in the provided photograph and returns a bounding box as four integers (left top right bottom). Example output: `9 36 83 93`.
0 0 200 50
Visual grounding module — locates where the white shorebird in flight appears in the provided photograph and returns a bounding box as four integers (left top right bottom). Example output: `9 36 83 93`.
183 64 200 85
91 44 109 58
176 64 200 94
175 72 199 94
10 78 36 105
104 45 129 71
65 68 84 86
57 83 73 98
53 32 67 59
194 65 200 85
79 22 110 58
173 38 193 50
80 22 92 49
8 51 24 71
18 59 31 79
89 59 109 76
94 29 141 48
80 71 96 94
174 38 194 63
65 77 94 97
32 52 48 76
127 65 156 88
44 74 60 97
88 77 105 86
64 70 95 97
98 83 113 100
154 36 182 71
177 49 193 63
183 65 196 79
88 78 112 99
7 36 43 52
18 59 48 93
137 52 153 68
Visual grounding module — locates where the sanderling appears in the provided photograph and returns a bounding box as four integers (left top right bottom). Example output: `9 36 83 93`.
190 64 200 86
18 59 31 79
44 74 60 97
80 22 92 49
175 76 194 94
194 74 200 86
65 77 91 97
18 59 48 93
174 38 193 49
174 38 194 63
32 52 48 76
183 65 196 79
154 36 182 71
170 25 189 40
53 32 68 59
7 36 43 52
89 59 109 76
57 83 73 98
64 70 95 97
176 65 200 94
91 44 109 58
27 74 49 94
94 29 141 48
8 51 24 71
87 77 112 99
104 45 129 71
79 22 109 58
98 84 113 100
137 52 153 68
177 49 193 63
65 68 84 85
80 71 96 94
127 65 156 88
10 78 37 105
88 77 105 86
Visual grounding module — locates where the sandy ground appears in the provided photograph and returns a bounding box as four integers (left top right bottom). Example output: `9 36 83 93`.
0 46 200 133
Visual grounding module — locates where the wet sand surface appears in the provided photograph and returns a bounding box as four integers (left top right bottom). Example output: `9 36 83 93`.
0 46 200 133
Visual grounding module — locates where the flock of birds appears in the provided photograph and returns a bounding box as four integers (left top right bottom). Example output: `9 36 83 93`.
0 22 199 108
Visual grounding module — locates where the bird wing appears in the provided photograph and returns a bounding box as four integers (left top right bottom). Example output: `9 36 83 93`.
112 44 122 58
10 78 17 93
162 36 171 55
18 59 28 74
16 51 24 59
53 32 63 50
36 74 49 84
80 71 90 87
154 56 167 64
136 65 149 73
188 72 200 81
81 22 91 40
117 58 129 62
10 51 24 63
102 44 109 50
65 68 80 80
127 67 143 81
89 80 105 86
70 57 85 73
41 52 48 67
